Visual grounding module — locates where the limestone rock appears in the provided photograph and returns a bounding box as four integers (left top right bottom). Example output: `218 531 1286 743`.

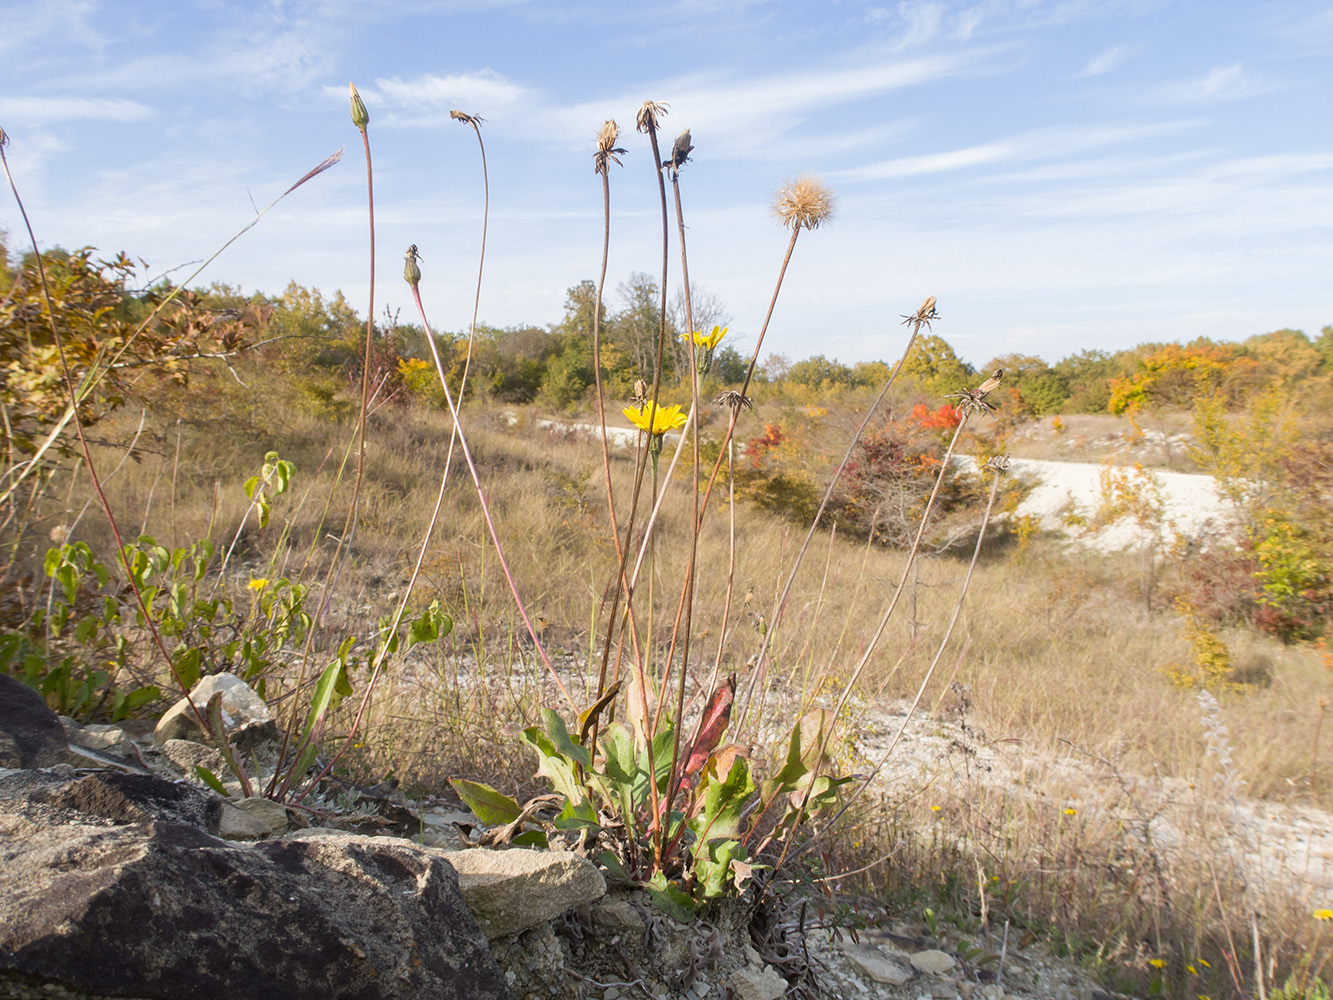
154 673 278 751
0 770 509 1000
161 737 229 779
217 800 270 840
911 948 957 976
231 794 289 836
442 846 607 939
727 963 788 1000
842 942 914 985
70 722 133 754
0 674 69 768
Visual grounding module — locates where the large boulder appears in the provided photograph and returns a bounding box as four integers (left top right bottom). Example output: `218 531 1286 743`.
0 674 69 768
0 769 510 1000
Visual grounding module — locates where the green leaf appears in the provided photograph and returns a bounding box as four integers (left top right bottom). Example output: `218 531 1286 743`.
519 726 587 806
692 838 744 899
304 659 348 736
511 830 549 848
195 765 228 796
175 647 202 690
448 778 522 825
552 797 599 831
540 708 591 770
689 755 755 844
598 850 628 881
645 873 696 923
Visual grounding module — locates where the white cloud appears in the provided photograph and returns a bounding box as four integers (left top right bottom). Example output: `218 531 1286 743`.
1082 44 1126 76
868 1 948 49
0 0 104 56
1155 63 1273 104
0 96 154 123
839 141 1014 180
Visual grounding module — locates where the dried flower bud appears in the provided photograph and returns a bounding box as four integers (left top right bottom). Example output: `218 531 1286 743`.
594 119 626 174
349 83 369 131
772 174 835 231
0 125 8 149
636 100 669 134
450 110 485 126
404 244 422 287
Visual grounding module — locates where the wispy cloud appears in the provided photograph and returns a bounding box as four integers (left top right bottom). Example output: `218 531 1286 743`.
0 0 104 57
867 1 948 49
838 120 1198 182
0 96 154 123
1082 44 1127 77
1155 63 1274 104
343 72 530 126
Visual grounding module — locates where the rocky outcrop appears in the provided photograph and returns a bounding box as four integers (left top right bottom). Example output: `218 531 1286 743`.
0 767 510 1000
0 674 70 768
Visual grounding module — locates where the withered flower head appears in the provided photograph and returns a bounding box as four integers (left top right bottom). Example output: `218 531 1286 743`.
636 100 669 134
772 174 835 231
713 390 753 413
0 125 8 149
901 295 938 327
450 110 485 126
594 119 627 174
984 454 1012 475
349 83 369 131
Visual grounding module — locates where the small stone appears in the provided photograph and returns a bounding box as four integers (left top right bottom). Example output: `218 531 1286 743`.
726 964 786 1000
590 898 645 934
911 950 956 976
73 723 132 753
842 943 913 985
443 847 606 939
232 796 289 836
217 801 269 840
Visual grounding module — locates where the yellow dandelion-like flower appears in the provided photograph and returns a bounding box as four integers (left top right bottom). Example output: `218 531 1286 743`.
1149 959 1165 969
681 325 727 351
1064 807 1077 816
248 578 269 592
772 174 835 231
930 804 941 812
623 403 687 437
1315 908 1333 921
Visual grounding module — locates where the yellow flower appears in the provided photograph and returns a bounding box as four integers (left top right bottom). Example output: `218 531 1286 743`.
931 805 941 812
681 325 727 351
1064 808 1077 816
623 403 687 437
1315 908 1333 921
248 578 269 592
1149 959 1165 969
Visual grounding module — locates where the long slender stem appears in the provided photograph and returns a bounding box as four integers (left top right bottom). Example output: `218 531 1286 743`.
408 282 575 713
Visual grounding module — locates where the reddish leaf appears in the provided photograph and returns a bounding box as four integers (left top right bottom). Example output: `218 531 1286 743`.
683 675 737 781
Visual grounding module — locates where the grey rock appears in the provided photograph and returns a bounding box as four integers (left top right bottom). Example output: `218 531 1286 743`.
71 723 133 754
841 943 914 985
442 847 607 939
726 964 787 1000
230 795 288 836
590 898 646 934
161 737 229 778
153 673 278 752
216 800 270 840
0 770 510 1000
911 949 957 976
0 674 69 768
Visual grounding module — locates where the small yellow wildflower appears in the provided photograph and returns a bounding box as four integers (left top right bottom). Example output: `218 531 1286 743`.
679 325 727 375
930 805 941 812
1315 908 1333 921
681 325 727 351
1064 807 1077 816
248 578 269 592
623 403 687 438
1149 959 1165 969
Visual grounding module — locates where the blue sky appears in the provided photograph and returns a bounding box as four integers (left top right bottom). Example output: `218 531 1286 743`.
1 0 1330 369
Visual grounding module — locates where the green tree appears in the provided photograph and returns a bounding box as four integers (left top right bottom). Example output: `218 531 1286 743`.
901 334 974 398
1053 349 1119 413
786 354 853 389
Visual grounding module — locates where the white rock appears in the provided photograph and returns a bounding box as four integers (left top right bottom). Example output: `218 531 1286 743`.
217 801 269 840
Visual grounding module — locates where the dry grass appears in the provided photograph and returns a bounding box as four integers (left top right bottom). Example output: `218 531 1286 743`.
11 383 1332 999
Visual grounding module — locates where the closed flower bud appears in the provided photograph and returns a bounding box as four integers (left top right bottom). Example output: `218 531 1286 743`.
349 83 369 131
404 244 422 287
